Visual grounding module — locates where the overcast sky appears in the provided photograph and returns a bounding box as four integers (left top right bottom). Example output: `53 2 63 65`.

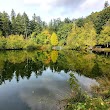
0 0 109 22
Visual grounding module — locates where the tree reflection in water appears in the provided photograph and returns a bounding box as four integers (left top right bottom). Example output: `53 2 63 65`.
0 50 110 85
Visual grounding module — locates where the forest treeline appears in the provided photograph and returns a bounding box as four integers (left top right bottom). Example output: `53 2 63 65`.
0 4 110 50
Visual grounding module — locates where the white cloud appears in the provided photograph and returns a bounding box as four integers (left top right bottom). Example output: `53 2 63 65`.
0 0 108 22
24 0 54 4
80 0 99 8
23 0 106 21
80 0 109 11
76 0 108 18
24 0 56 13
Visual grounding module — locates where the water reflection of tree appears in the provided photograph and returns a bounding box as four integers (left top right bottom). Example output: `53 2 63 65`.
62 50 110 78
91 60 103 77
0 50 110 85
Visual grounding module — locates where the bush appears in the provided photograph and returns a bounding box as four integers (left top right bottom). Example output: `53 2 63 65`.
24 39 38 50
66 94 109 110
6 35 25 49
0 37 7 49
66 74 110 110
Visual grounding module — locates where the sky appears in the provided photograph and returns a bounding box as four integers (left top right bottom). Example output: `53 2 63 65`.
0 0 109 22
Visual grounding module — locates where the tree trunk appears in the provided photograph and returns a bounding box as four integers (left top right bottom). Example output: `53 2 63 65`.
107 42 108 48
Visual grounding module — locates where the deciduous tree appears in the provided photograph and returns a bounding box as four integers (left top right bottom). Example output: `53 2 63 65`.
50 32 58 46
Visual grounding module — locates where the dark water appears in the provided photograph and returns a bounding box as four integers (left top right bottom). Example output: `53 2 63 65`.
0 50 109 110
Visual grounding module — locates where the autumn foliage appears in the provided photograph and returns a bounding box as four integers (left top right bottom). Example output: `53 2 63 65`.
50 32 58 46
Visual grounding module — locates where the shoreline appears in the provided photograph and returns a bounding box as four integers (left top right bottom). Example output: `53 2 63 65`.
92 48 110 52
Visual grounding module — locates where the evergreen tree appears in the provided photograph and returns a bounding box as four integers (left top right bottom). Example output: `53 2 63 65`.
1 11 11 36
41 21 47 29
104 1 109 8
49 18 61 33
16 13 24 35
94 6 110 34
36 16 42 24
49 20 54 32
22 12 29 38
11 9 16 34
0 12 3 36
64 18 71 23
30 13 42 35
76 18 84 27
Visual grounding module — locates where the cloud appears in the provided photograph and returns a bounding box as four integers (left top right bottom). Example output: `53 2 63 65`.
23 0 86 21
24 0 84 14
80 0 105 11
19 70 71 110
24 0 54 5
0 0 107 23
23 0 108 22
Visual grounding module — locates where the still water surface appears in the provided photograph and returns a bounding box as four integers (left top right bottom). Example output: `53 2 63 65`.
0 50 109 110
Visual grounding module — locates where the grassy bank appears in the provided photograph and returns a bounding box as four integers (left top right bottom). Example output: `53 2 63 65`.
65 74 110 110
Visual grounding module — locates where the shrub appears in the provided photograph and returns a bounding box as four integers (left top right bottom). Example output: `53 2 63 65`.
0 37 7 49
6 35 25 49
24 39 38 50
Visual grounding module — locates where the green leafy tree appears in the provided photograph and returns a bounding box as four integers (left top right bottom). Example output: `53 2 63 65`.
35 30 50 45
83 22 97 48
6 35 25 49
67 22 97 50
57 23 72 45
98 20 110 47
67 26 82 49
0 37 6 49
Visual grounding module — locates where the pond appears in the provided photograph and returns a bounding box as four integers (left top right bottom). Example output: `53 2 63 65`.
0 50 109 110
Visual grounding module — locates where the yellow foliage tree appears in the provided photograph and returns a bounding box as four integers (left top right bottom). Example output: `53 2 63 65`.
67 22 97 50
83 22 97 48
50 32 58 46
42 29 51 38
99 24 110 47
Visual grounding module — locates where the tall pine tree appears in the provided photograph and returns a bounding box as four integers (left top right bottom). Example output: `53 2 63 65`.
11 9 16 34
